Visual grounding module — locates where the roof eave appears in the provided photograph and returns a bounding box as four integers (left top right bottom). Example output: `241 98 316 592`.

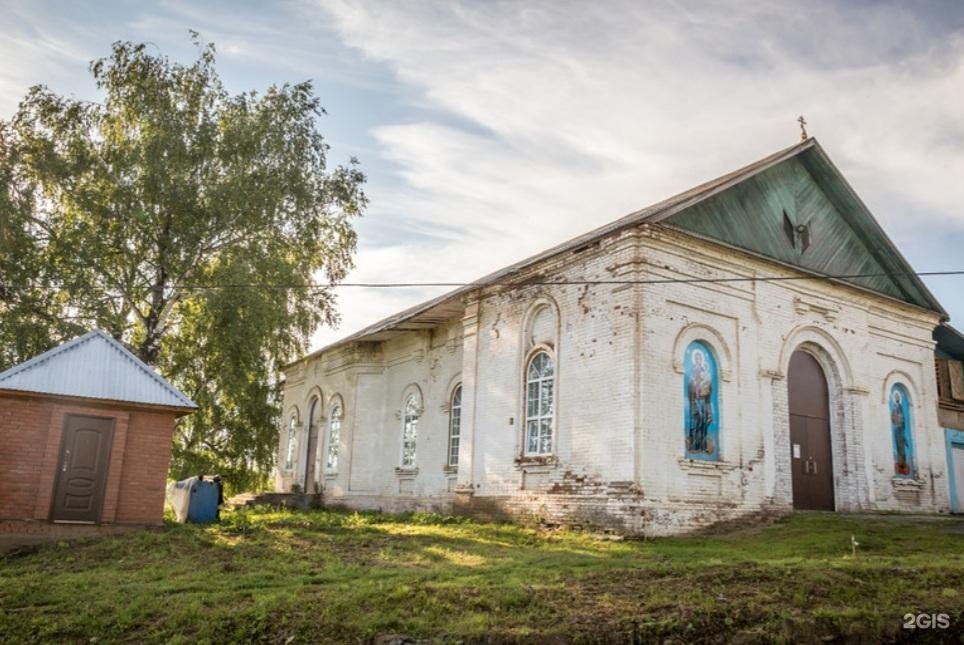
0 387 198 416
935 323 964 361
801 141 948 319
288 138 819 369
661 223 947 320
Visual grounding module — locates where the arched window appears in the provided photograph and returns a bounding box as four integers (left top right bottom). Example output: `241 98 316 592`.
401 394 420 468
683 341 720 461
305 397 321 486
326 399 342 472
284 414 298 471
889 383 915 478
525 351 554 455
448 385 462 467
307 398 320 434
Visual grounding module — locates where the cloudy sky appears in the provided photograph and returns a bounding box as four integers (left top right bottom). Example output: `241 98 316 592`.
3 0 964 348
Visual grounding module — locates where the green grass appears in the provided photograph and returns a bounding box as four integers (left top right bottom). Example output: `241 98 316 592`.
1 509 962 643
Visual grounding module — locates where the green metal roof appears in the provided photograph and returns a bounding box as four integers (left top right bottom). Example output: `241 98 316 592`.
291 138 946 366
664 140 945 315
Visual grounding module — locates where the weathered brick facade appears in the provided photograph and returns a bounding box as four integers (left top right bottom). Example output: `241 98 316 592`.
279 222 951 535
0 393 178 527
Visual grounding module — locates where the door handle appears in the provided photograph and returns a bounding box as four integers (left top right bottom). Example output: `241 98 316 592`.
61 449 71 473
805 456 817 475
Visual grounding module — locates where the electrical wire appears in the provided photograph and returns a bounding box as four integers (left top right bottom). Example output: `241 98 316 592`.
1 270 963 290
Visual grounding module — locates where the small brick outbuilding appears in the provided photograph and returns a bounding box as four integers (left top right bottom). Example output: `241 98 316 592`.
0 330 196 538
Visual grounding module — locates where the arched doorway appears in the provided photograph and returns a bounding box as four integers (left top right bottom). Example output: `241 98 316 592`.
787 350 834 510
303 397 320 493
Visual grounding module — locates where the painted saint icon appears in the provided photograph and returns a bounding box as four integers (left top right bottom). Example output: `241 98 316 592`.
890 384 914 477
684 341 719 460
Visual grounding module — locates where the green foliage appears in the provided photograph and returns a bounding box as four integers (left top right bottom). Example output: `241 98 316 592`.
0 35 365 492
0 510 961 642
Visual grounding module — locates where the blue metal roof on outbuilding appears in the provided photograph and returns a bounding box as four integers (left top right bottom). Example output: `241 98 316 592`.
0 330 197 410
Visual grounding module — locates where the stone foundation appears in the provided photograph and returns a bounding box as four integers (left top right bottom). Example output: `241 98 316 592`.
0 519 149 554
453 492 791 536
226 492 323 510
311 491 791 537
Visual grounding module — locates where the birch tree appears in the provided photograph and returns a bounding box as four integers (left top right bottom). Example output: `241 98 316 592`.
0 35 365 491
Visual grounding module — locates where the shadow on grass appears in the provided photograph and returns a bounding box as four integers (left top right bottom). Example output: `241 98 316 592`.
1 506 962 643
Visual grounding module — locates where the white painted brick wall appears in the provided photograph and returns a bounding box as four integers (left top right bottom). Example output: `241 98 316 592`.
279 320 464 503
278 223 950 534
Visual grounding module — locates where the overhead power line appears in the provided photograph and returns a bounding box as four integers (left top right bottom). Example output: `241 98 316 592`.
2 270 964 291
315 270 964 288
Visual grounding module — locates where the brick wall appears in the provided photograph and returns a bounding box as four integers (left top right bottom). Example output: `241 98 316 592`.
115 410 177 524
280 224 950 535
0 395 178 527
0 397 53 519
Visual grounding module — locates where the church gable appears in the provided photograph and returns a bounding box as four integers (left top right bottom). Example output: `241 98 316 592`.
294 139 945 364
662 143 944 314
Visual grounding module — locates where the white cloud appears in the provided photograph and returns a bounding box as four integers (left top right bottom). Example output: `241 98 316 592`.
2 1 961 347
0 4 98 114
311 0 964 348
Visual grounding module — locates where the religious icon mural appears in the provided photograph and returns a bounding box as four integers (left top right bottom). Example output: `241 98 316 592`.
890 383 915 478
683 340 720 460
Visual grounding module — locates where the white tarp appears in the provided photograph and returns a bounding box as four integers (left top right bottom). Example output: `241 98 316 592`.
166 476 200 523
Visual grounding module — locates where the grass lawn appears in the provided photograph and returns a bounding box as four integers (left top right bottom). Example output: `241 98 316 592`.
0 508 962 643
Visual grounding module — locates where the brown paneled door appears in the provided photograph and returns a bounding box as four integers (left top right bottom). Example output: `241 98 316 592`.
787 351 835 510
50 415 115 523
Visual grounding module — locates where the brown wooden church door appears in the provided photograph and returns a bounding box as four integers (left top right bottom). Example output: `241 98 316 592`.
50 415 115 523
787 351 835 511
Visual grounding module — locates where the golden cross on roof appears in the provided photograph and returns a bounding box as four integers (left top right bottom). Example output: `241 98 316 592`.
798 115 808 141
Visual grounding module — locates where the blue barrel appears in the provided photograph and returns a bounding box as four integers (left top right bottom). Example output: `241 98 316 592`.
187 479 220 523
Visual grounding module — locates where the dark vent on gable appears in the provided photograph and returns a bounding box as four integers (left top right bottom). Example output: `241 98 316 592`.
783 210 812 253
783 210 795 248
798 223 811 253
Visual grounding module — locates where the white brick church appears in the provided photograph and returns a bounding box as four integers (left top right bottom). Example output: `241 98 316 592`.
277 138 955 535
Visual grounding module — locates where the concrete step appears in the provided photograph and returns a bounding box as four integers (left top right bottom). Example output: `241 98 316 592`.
226 492 323 510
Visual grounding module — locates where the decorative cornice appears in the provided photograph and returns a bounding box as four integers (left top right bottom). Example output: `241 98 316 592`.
678 458 738 474
891 476 924 490
514 454 559 471
793 295 840 322
454 483 475 496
